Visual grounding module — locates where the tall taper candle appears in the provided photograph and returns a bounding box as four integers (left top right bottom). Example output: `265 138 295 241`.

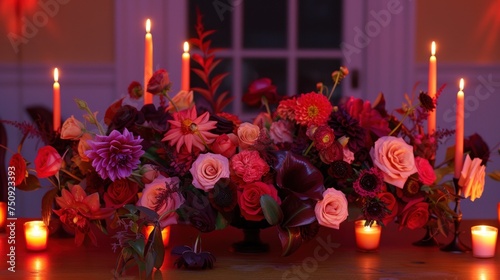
454 78 464 178
181 41 190 92
144 19 153 104
428 41 437 136
53 68 61 132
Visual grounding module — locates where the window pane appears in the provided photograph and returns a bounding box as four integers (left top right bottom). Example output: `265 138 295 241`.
243 0 287 49
242 58 287 113
189 0 232 48
297 59 342 102
298 0 342 49
190 58 234 112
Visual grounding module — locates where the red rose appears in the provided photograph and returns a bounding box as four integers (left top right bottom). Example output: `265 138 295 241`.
34 146 62 178
9 153 27 186
238 182 280 221
376 192 398 226
319 141 343 164
211 133 238 158
103 179 139 208
242 78 280 107
398 198 429 230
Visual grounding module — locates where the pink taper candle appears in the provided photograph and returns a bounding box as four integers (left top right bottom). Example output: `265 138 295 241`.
454 78 464 178
427 41 437 136
53 68 61 132
144 19 153 105
181 41 190 92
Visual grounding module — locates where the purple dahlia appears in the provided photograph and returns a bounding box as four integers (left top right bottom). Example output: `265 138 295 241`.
86 128 144 181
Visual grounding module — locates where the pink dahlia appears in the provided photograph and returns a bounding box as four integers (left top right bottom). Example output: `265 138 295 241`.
162 107 218 153
86 128 144 181
294 92 333 127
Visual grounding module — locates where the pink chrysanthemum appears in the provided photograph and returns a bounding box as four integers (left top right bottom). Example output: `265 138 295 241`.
86 128 144 181
294 92 333 126
162 107 218 153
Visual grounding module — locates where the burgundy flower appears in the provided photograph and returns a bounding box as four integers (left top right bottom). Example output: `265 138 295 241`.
242 78 280 107
106 105 145 134
328 108 366 153
328 160 353 181
86 128 145 181
345 96 390 138
362 197 390 225
464 133 490 165
209 178 238 213
147 69 171 95
312 125 335 151
418 91 435 112
127 81 143 99
353 167 385 197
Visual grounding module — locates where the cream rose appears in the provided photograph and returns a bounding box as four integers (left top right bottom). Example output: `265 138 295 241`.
190 152 230 191
370 136 418 189
314 188 348 229
458 155 485 201
60 115 85 140
167 90 194 112
237 122 260 149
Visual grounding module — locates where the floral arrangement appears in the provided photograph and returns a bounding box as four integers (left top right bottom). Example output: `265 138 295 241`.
3 16 498 279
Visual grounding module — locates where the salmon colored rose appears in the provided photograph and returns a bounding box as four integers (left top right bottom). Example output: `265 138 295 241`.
167 90 194 113
34 145 62 178
370 136 418 189
78 133 93 162
137 176 185 228
190 153 230 191
60 115 85 140
211 133 238 158
9 153 27 186
237 122 260 149
397 198 429 230
415 157 436 185
103 179 139 208
458 155 486 201
238 181 280 221
314 188 348 229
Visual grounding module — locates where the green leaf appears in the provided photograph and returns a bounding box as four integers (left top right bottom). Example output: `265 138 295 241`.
260 194 283 226
41 188 59 226
128 238 145 258
151 226 165 269
215 212 229 230
17 174 42 191
488 170 500 181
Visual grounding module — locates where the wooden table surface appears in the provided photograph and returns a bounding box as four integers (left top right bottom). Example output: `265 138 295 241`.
1 218 499 280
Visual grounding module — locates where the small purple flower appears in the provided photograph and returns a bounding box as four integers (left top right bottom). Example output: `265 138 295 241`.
86 128 144 181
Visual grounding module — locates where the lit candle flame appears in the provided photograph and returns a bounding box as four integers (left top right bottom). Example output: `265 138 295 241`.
146 19 151 33
183 41 189 53
53 68 59 82
459 78 464 91
431 41 436 56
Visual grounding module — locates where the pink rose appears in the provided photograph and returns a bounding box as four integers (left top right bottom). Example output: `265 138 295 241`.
458 155 486 201
343 147 355 164
104 179 139 208
77 133 93 162
190 153 230 191
34 145 62 178
237 122 260 149
140 164 159 184
238 181 280 221
211 134 238 158
370 136 418 189
230 150 269 183
398 198 429 230
314 188 348 229
415 157 436 185
137 176 185 228
269 120 294 144
60 115 85 140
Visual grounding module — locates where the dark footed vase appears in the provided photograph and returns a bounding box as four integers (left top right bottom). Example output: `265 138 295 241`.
230 228 270 253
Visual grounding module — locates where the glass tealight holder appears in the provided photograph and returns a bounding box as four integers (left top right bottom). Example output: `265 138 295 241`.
471 225 498 258
24 221 49 251
354 220 381 252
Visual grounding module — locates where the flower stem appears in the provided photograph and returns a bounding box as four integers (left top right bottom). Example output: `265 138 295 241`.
261 96 271 116
163 91 179 112
328 73 341 101
303 142 314 156
60 168 83 182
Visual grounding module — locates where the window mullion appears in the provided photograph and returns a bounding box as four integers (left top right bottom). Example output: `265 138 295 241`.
287 0 298 95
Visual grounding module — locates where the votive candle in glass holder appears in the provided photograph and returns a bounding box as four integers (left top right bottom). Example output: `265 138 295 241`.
0 202 6 232
355 220 381 252
143 225 170 247
24 221 48 251
471 225 498 258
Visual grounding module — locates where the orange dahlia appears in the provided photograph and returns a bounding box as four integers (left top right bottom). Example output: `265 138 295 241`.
294 92 333 126
162 107 218 153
